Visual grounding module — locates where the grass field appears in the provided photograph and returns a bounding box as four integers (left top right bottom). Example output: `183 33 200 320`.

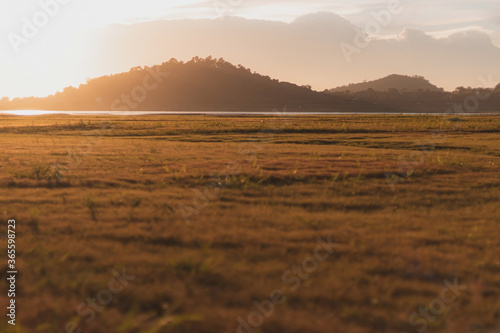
0 114 499 333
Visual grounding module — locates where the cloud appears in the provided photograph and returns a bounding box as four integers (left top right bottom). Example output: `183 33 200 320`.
289 11 359 44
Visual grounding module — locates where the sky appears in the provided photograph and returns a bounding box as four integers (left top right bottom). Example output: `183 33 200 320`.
0 0 499 98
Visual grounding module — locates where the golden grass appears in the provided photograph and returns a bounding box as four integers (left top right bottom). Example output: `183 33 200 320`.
0 114 499 333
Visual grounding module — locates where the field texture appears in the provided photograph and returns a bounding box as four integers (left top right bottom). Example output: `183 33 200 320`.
0 115 499 333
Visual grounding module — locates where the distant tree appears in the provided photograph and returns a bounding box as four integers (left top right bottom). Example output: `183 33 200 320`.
63 86 78 94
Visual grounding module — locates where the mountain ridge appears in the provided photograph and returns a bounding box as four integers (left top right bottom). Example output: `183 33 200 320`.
0 57 380 112
1 58 498 113
330 74 444 93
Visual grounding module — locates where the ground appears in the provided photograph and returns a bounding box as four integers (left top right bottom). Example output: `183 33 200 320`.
0 114 499 333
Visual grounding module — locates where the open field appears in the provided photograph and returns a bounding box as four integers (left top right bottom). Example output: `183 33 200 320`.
0 114 499 333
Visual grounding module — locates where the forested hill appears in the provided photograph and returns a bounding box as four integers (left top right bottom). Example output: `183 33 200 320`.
0 57 371 112
330 74 444 93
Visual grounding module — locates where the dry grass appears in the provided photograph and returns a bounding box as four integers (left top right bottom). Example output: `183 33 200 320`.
0 114 499 333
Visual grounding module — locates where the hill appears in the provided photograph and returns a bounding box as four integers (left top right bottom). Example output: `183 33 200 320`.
0 57 373 112
330 74 444 93
3 62 497 113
